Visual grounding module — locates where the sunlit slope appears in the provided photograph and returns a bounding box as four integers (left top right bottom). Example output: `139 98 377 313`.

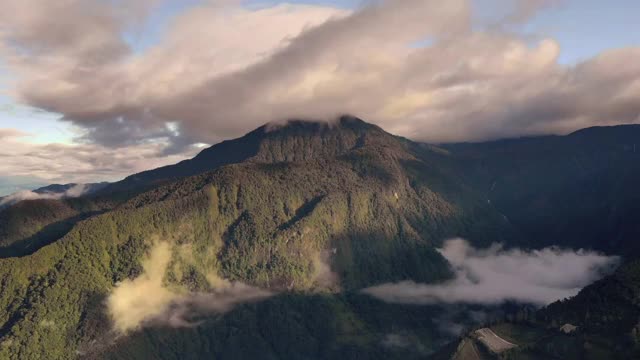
0 197 113 257
0 119 510 359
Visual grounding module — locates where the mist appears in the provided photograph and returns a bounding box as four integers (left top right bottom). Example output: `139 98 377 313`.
0 184 91 207
363 239 619 306
107 242 273 333
150 283 273 328
311 250 340 290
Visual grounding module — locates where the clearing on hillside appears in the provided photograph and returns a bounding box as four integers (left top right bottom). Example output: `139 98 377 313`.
474 328 517 353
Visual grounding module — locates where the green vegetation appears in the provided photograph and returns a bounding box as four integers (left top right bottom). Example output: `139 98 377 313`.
95 293 459 360
440 259 640 359
445 124 640 254
0 197 113 257
2 119 640 359
0 118 513 359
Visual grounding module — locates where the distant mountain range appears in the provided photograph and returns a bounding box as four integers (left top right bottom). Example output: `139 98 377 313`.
1 116 639 359
32 182 110 195
0 182 109 208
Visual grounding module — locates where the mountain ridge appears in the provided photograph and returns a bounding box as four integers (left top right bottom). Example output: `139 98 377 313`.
99 116 387 196
0 116 517 358
1 118 640 359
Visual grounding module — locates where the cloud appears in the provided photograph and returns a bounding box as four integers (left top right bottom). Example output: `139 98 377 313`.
0 128 29 140
0 0 158 62
107 242 178 332
311 250 340 289
0 183 90 207
502 0 562 24
107 242 272 333
0 0 638 181
362 239 619 306
0 128 199 184
150 283 273 328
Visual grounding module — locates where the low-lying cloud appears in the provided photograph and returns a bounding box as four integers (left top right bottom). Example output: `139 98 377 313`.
151 283 273 328
0 183 91 207
311 250 340 290
107 242 272 333
107 242 177 332
363 239 619 306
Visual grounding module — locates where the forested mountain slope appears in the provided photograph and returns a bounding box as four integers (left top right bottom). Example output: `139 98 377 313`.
1 118 640 359
0 197 113 257
439 259 640 359
444 124 640 255
99 116 397 195
0 118 511 359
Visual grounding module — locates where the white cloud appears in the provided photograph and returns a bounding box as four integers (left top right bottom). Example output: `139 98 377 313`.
108 242 178 332
0 183 89 207
0 128 29 139
150 283 273 328
0 0 639 180
107 242 273 333
362 239 619 306
0 128 198 184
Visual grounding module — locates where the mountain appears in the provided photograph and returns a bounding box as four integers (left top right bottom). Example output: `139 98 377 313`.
0 116 510 259
0 183 112 257
0 197 110 258
32 183 110 196
99 117 388 196
444 124 640 255
1 118 640 359
0 117 513 359
0 182 110 208
0 117 424 254
439 258 640 359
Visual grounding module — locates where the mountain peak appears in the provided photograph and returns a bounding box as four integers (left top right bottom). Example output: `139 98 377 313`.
245 115 392 163
255 115 380 136
103 116 394 194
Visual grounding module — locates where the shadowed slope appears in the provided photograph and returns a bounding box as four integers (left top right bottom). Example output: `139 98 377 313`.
444 124 640 255
0 118 512 359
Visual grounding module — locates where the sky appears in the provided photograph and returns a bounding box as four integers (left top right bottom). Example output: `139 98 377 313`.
0 0 638 195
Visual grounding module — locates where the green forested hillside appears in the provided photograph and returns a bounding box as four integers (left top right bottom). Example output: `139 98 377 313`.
0 197 113 257
438 259 640 360
445 125 640 254
0 118 512 359
1 119 640 359
94 294 464 360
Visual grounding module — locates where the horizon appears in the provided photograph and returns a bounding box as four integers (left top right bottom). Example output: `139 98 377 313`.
1 116 638 196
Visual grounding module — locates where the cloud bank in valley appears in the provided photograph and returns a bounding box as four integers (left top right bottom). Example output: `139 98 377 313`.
363 239 619 306
107 242 272 333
